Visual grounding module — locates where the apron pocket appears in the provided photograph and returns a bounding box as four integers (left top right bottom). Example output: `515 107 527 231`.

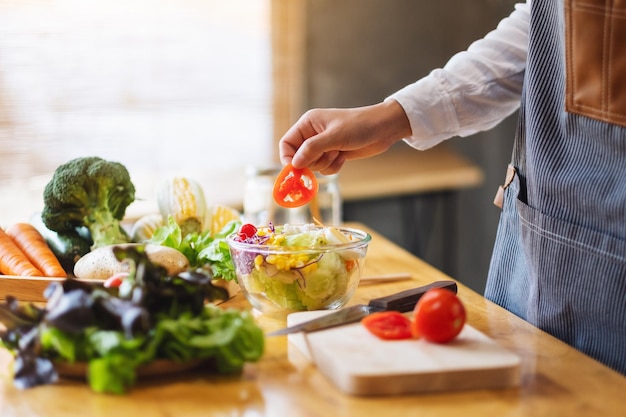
516 196 626 373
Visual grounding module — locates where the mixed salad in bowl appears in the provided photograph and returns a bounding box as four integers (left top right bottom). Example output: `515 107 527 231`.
227 223 371 315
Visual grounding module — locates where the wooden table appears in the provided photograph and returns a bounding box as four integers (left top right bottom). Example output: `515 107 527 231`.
2 223 624 417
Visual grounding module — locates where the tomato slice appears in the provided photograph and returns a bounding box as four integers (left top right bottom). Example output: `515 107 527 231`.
273 164 319 208
411 288 466 343
361 311 413 340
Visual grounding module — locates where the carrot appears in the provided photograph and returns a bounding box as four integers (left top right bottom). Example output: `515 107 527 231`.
5 223 67 278
0 226 43 277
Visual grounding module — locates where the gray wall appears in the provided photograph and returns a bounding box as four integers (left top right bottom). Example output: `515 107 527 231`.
303 0 520 293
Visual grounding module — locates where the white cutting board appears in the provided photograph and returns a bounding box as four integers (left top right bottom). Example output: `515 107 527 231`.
287 310 521 396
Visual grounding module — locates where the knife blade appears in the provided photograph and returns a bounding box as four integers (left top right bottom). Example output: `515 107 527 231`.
266 280 457 336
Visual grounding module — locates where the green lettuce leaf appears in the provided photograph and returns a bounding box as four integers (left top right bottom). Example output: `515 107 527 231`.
150 216 240 281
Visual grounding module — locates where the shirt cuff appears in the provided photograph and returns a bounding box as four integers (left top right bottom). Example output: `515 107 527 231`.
386 72 460 150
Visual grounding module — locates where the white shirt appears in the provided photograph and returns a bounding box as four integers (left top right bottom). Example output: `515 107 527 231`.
388 2 530 150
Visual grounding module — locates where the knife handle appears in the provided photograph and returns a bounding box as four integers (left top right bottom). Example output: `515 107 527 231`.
368 280 458 312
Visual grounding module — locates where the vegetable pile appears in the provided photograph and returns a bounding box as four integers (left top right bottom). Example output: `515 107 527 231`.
18 157 242 281
0 245 264 394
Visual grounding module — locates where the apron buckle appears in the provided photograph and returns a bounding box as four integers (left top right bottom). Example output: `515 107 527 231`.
493 164 516 209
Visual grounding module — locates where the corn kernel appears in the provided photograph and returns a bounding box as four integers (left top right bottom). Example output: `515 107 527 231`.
300 263 316 274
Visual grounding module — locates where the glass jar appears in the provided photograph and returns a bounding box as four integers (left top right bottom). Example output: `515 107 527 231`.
243 165 342 227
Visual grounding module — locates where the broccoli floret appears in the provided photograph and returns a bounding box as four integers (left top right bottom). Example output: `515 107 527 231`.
42 156 136 249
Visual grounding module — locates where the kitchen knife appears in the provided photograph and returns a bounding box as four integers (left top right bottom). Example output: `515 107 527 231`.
266 280 457 336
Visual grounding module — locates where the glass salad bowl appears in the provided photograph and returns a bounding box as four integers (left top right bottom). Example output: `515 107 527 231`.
227 224 371 316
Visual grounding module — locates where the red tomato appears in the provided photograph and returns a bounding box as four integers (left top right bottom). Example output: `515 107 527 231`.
103 272 128 288
273 164 319 208
238 223 257 240
361 311 413 340
411 288 466 343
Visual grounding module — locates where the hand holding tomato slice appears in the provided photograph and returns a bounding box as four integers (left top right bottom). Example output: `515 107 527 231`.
273 164 319 208
411 288 466 343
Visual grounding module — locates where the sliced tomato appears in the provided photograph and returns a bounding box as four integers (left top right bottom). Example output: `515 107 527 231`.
361 311 413 340
411 288 466 343
273 164 319 208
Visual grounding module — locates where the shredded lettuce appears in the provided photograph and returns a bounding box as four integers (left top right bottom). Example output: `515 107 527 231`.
282 228 327 247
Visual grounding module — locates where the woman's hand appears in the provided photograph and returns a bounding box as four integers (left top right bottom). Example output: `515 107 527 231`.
279 100 411 175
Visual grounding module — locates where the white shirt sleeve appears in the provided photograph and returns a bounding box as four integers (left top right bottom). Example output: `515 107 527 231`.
387 2 530 150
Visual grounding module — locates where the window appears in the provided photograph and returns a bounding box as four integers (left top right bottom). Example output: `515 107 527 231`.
0 0 272 224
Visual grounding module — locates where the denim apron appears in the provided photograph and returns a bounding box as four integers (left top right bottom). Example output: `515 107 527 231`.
485 0 626 374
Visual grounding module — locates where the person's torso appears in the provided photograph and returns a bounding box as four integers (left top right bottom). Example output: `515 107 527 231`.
486 0 626 375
